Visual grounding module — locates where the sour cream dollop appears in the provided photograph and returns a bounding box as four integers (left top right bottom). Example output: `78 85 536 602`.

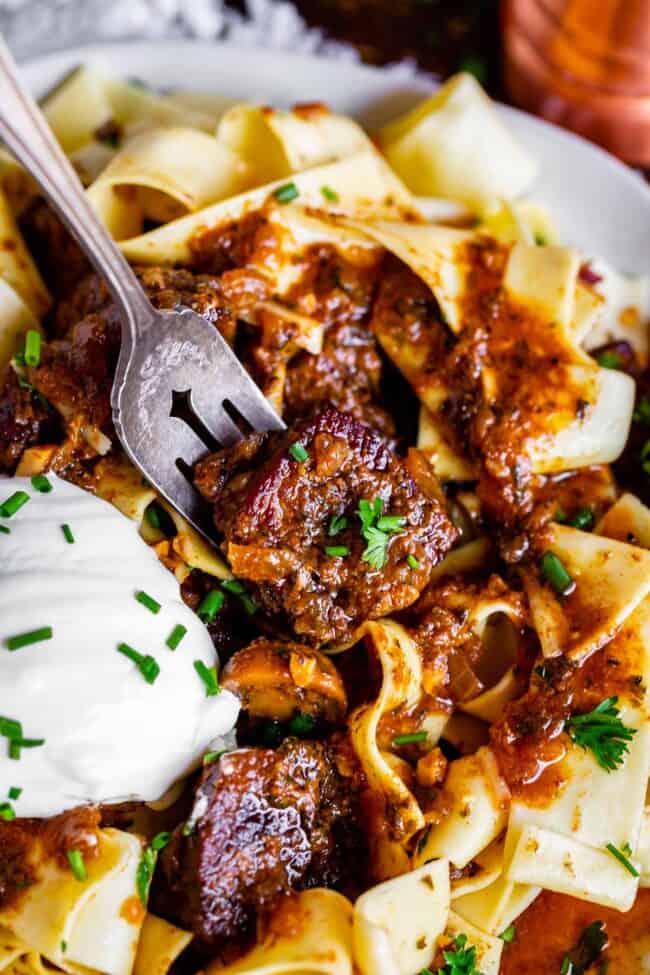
0 475 239 818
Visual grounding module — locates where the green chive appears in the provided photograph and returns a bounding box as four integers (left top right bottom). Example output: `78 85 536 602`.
61 941 67 953
641 439 650 475
135 590 161 615
0 526 9 534
24 330 41 368
203 749 226 764
8 787 21 800
633 396 650 425
238 593 258 616
274 181 299 204
166 624 187 650
377 515 406 533
30 474 52 493
499 925 516 943
198 589 224 622
568 507 594 531
116 643 160 684
605 842 639 877
288 441 309 462
0 803 15 821
321 185 339 203
67 849 87 882
61 524 74 544
221 579 246 595
328 514 347 536
534 232 546 246
5 627 53 651
194 660 221 696
407 554 420 570
393 731 428 746
0 491 30 518
540 551 574 595
288 712 317 737
0 717 22 739
325 545 349 557
151 831 171 851
146 502 176 538
597 351 622 369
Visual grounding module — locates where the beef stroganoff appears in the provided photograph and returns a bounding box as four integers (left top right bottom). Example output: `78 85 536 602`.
0 68 649 975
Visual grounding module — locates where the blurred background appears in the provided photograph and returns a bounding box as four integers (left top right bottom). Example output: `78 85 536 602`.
1 0 649 166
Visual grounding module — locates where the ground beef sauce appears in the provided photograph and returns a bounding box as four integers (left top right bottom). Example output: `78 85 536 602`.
1 199 649 969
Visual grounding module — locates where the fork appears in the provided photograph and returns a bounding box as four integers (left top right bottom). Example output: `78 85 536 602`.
0 37 285 537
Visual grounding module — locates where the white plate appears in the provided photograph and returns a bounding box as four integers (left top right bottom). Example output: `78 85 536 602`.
21 39 650 273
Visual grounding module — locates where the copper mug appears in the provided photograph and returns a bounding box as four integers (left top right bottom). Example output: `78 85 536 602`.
502 0 650 164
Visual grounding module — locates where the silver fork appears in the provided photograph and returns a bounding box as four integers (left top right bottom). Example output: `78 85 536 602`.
0 37 285 537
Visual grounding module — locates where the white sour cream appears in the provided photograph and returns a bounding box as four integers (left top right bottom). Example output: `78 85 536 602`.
0 475 239 818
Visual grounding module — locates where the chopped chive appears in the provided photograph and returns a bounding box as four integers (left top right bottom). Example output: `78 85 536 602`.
204 749 226 764
0 491 30 518
5 626 53 651
116 643 160 684
407 554 420 570
325 545 349 557
24 330 41 368
0 803 15 821
499 924 516 943
61 941 67 953
605 841 639 877
540 551 574 596
152 831 171 851
238 593 258 616
288 711 317 737
166 624 187 650
633 396 650 425
67 849 87 882
61 523 74 544
194 660 221 696
146 502 176 538
135 590 161 615
198 589 224 622
30 474 52 493
377 515 406 533
568 507 594 531
641 440 650 475
0 526 9 535
288 441 309 462
12 737 44 749
320 185 339 203
597 351 622 370
274 181 299 203
8 787 21 800
221 579 247 595
393 731 428 746
328 514 347 536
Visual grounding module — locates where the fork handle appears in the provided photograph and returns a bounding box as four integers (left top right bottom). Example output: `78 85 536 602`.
0 36 147 358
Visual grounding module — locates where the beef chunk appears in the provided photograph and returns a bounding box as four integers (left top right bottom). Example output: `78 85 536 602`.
195 406 457 646
20 200 90 299
0 368 56 472
152 739 363 950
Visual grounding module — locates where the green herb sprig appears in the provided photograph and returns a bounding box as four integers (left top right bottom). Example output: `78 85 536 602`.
566 697 636 772
357 497 405 570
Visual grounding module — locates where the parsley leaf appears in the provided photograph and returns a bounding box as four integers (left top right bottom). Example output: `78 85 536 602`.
437 933 482 975
357 497 405 570
560 921 607 974
565 697 636 773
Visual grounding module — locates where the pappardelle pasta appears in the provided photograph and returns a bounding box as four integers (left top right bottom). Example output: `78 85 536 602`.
0 65 649 975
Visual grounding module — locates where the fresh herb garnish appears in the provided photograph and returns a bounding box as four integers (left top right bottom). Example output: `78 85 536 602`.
166 624 187 650
324 545 349 557
328 514 347 536
24 330 41 368
136 831 171 905
5 627 53 651
0 490 30 518
146 502 176 538
288 441 309 462
61 523 75 544
566 697 636 772
203 749 226 764
540 551 574 595
116 643 160 684
597 351 622 370
633 397 650 425
605 841 639 877
67 849 87 882
641 440 650 475
357 497 405 570
499 925 516 943
407 554 420 570
274 181 299 204
30 474 51 493
437 933 482 975
320 185 339 203
198 589 224 622
221 579 258 616
135 590 161 615
0 802 15 821
194 660 220 696
8 787 21 800
393 731 428 746
288 711 317 737
0 526 9 534
560 921 607 975
568 507 594 531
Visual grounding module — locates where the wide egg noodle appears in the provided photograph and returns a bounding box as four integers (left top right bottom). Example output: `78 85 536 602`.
353 859 450 975
218 103 372 183
377 72 537 215
86 128 251 240
0 188 50 320
132 915 192 975
204 889 354 975
0 829 143 975
0 281 40 375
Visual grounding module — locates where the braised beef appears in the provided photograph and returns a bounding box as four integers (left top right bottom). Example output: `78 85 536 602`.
0 368 56 472
195 406 457 646
152 739 363 950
